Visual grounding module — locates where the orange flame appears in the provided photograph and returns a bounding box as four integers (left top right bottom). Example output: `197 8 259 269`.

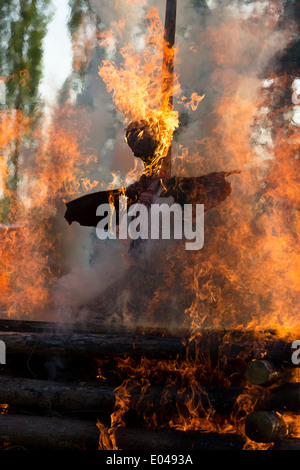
98 5 204 176
0 101 97 318
95 0 299 449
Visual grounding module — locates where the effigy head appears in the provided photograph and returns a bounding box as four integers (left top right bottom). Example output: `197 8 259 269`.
125 119 160 166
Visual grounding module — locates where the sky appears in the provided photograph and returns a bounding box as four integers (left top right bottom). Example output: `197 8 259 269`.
39 0 73 106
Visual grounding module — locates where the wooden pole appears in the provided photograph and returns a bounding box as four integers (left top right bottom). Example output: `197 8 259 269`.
162 0 177 109
160 0 177 178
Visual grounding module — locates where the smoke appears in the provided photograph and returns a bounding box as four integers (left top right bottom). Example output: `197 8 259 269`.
50 0 296 330
52 224 129 323
172 0 293 170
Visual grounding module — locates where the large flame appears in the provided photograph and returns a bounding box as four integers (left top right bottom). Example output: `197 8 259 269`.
94 0 299 450
0 101 97 318
98 5 203 176
0 0 299 451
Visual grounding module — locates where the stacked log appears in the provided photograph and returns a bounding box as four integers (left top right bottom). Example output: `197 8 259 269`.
244 358 300 446
0 320 299 450
0 415 247 451
0 326 297 362
0 375 243 416
245 411 288 443
245 360 282 386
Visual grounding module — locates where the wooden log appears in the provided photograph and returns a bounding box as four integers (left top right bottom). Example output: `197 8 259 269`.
0 415 245 450
0 415 99 449
113 427 245 451
245 360 281 386
0 317 185 337
245 411 288 443
273 438 300 450
0 376 115 413
0 329 253 360
0 375 243 416
0 328 297 363
0 330 187 359
263 383 300 411
0 318 93 335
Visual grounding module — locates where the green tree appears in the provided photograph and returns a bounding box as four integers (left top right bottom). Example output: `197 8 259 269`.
0 0 53 113
0 0 53 216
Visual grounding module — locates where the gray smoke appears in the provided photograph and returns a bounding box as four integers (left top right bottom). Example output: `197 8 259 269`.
51 0 294 328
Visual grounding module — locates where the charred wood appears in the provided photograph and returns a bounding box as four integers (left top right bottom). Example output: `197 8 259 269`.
162 0 177 106
263 383 300 412
0 375 243 416
0 328 298 365
245 360 281 386
0 415 246 450
0 376 115 413
0 415 99 450
113 427 245 451
0 318 184 337
273 438 300 450
0 331 187 359
245 411 288 443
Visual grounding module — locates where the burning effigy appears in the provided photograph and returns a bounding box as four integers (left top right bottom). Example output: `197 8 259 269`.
0 0 299 453
63 1 242 329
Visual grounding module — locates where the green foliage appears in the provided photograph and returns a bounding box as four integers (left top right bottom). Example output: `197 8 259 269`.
0 0 53 219
0 0 53 114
